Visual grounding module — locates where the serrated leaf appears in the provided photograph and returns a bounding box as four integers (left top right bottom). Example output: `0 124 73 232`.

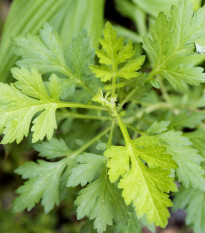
15 24 95 96
75 168 128 233
148 122 205 191
13 159 67 213
15 23 67 74
67 153 106 187
33 138 71 159
160 65 205 89
105 134 177 227
143 0 205 88
66 29 95 78
91 22 145 85
0 67 62 143
170 110 205 129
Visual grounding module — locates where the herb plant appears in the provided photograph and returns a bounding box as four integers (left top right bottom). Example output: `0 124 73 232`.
1 0 205 232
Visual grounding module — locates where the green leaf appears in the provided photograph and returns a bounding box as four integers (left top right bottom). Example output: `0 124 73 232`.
173 186 205 233
13 159 67 213
67 153 106 187
90 22 145 84
160 65 205 89
148 122 205 191
0 0 105 82
170 110 205 129
143 0 205 88
0 67 62 144
15 24 96 97
105 134 177 227
0 0 65 82
33 138 71 159
115 212 142 233
75 168 128 233
66 29 95 78
15 23 67 74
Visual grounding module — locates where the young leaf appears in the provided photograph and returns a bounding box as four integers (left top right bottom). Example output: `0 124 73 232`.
13 159 67 213
105 135 177 227
143 0 205 88
90 22 145 84
0 67 62 144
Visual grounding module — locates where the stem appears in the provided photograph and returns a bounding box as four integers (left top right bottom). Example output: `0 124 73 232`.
72 126 111 157
125 124 143 134
57 110 112 121
107 120 116 147
114 110 131 145
57 102 107 111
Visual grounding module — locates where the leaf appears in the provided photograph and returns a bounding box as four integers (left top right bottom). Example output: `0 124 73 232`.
67 153 106 187
0 0 65 82
148 122 205 191
160 65 205 89
33 138 71 159
0 0 105 82
0 67 62 144
173 186 205 233
15 24 96 96
143 0 205 88
13 159 67 213
105 134 177 227
75 168 128 233
15 23 67 74
115 212 142 233
170 110 205 129
90 22 145 84
66 29 95 78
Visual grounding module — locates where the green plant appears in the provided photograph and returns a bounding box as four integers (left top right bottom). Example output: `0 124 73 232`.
1 0 205 232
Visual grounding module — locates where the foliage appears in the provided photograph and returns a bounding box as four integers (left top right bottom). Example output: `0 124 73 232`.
1 1 205 233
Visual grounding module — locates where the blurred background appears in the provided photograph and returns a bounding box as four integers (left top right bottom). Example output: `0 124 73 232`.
0 0 203 232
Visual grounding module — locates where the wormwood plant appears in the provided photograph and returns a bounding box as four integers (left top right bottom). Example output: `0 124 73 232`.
1 0 205 232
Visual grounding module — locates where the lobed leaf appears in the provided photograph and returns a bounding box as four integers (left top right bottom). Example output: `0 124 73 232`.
0 67 62 144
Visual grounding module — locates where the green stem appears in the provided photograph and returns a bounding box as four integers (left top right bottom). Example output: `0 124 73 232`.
114 110 131 145
57 102 107 111
107 120 116 147
72 126 111 157
57 110 112 121
125 124 144 134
